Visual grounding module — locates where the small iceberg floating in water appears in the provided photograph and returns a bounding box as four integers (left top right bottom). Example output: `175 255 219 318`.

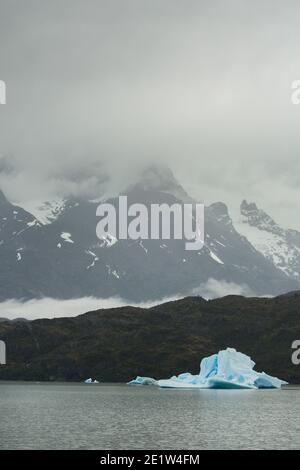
157 348 287 389
127 376 157 386
84 378 99 384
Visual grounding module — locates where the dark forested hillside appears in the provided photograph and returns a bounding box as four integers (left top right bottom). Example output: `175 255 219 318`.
0 294 300 383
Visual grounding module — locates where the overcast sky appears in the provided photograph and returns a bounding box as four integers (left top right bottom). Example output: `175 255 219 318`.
1 0 300 227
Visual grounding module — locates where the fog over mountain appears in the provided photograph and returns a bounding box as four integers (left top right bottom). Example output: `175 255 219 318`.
1 1 300 229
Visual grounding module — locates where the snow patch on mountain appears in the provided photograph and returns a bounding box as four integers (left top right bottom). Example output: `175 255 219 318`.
98 233 118 248
209 250 224 265
86 250 99 270
61 232 74 244
106 265 121 279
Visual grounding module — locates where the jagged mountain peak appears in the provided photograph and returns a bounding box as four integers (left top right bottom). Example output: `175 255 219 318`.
207 202 232 226
140 164 176 186
240 200 279 234
130 164 193 202
241 200 258 213
209 202 229 216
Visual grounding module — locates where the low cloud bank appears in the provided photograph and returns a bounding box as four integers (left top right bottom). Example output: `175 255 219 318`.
193 278 254 299
0 295 181 321
0 279 257 320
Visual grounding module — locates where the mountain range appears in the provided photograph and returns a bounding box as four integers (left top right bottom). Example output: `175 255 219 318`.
1 166 300 302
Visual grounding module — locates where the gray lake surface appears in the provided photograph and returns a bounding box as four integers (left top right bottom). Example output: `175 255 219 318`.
0 382 299 450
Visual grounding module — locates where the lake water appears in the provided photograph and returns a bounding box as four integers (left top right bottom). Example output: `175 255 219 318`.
0 382 299 450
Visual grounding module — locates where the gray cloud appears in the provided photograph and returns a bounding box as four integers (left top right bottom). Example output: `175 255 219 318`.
1 1 300 227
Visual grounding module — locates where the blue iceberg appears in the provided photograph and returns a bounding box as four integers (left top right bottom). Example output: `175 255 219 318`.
84 378 99 384
157 348 288 389
127 376 157 386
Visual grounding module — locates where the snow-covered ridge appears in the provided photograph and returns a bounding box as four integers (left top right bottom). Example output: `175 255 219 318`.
17 199 66 225
233 200 300 280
